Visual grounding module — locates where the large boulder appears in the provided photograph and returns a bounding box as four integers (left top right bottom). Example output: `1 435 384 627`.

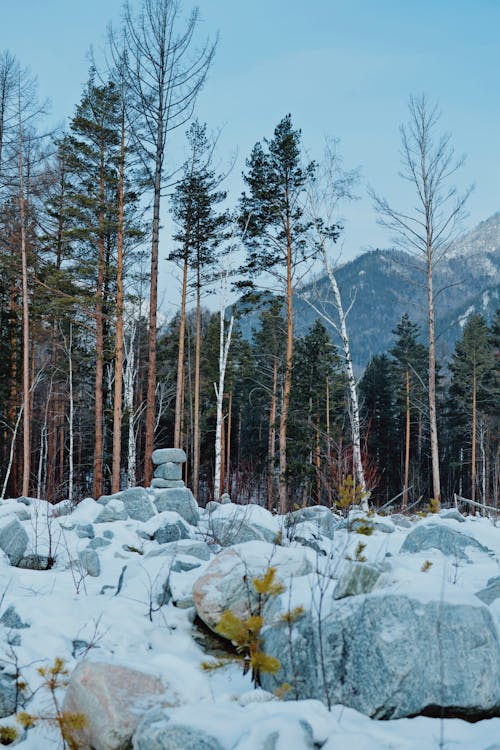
154 463 183 481
400 523 491 560
95 499 128 524
118 489 156 522
152 449 186 465
133 709 223 750
207 518 277 546
62 661 167 750
476 576 500 605
0 516 28 565
193 542 313 632
286 506 338 539
153 489 199 527
261 592 500 720
333 560 390 599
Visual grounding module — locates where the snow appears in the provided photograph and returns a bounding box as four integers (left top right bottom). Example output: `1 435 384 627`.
0 499 499 748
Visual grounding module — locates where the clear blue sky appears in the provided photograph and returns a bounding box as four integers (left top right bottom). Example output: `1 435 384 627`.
2 0 499 310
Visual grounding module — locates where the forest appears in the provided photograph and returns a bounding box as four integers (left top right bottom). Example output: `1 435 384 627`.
1 0 499 514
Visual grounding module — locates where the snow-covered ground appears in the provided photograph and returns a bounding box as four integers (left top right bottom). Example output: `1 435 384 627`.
0 493 499 749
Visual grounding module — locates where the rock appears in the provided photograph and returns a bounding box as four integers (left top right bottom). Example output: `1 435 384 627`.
154 463 183 481
145 540 212 562
151 479 185 489
87 538 112 550
476 576 500 605
153 519 191 545
372 519 395 533
170 560 201 574
152 449 186 465
16 554 53 570
286 506 337 538
76 524 95 539
0 673 17 719
193 543 313 632
79 549 101 577
207 518 277 546
0 516 28 566
334 560 390 599
153 489 199 527
103 530 114 539
133 709 223 750
400 523 491 560
63 661 166 750
95 499 128 524
119 489 156 522
0 606 29 629
220 493 231 504
262 593 500 720
204 501 220 513
440 509 466 523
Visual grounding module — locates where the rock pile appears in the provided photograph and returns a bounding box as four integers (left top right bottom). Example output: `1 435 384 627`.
151 448 187 489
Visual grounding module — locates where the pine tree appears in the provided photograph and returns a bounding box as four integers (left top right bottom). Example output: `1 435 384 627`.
239 115 315 512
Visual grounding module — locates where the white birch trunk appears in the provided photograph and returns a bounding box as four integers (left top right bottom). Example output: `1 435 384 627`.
124 323 137 488
1 405 23 500
67 324 74 502
214 311 234 501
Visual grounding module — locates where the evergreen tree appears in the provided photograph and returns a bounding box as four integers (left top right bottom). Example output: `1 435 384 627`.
448 314 497 502
239 115 315 512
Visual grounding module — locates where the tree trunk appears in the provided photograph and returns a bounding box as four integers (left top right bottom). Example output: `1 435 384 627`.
471 363 477 503
426 250 441 504
279 191 293 514
403 366 410 511
18 112 30 498
267 355 278 510
226 389 232 494
174 255 188 448
214 313 234 501
111 105 126 493
93 141 106 500
193 268 201 498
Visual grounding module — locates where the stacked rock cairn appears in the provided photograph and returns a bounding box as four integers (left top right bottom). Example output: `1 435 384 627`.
150 448 187 489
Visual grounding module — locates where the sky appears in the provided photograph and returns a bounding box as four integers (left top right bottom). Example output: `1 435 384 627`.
2 0 500 315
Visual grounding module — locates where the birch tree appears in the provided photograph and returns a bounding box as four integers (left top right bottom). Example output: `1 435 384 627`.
371 95 472 504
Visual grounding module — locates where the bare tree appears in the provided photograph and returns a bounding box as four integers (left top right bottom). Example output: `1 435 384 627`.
371 95 472 504
304 139 369 508
111 0 216 485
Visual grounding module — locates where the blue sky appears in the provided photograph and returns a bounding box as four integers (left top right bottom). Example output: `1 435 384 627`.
2 0 499 311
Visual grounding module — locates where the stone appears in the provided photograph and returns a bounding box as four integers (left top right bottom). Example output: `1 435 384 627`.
207 518 277 547
87 537 112 550
153 488 199 527
95 499 128 524
153 519 191 545
334 560 390 599
400 523 491 560
204 501 220 513
76 523 95 539
16 554 53 570
0 673 17 719
103 530 114 539
193 543 313 632
145 540 212 562
79 549 101 577
154 462 183 481
476 576 500 605
262 593 500 720
390 514 412 528
286 506 337 538
0 606 29 629
63 661 166 750
220 493 231 504
151 479 185 489
133 710 223 750
119 488 156 522
152 448 186 465
0 516 28 566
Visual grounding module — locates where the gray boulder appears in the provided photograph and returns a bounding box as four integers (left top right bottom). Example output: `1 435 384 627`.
153 488 199 527
87 537 112 550
95 498 128 523
152 448 186 465
262 593 500 719
133 710 223 750
0 672 17 718
76 523 95 539
16 554 53 570
153 519 191 545
119 488 156 522
151 479 185 489
476 576 500 605
78 549 101 577
334 560 390 599
208 518 277 546
286 506 337 538
400 523 490 560
390 514 412 529
440 509 466 523
0 516 28 565
154 462 183 481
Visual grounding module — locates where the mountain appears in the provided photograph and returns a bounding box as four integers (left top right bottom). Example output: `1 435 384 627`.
236 212 500 372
